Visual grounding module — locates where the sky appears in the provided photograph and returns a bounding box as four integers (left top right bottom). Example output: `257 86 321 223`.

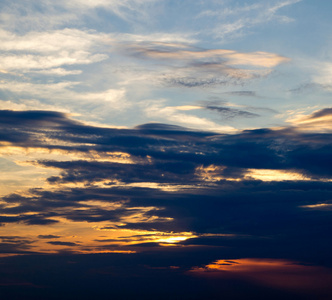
0 1 332 299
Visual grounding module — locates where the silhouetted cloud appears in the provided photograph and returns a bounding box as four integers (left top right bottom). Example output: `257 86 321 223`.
0 109 331 267
38 235 61 239
47 241 79 246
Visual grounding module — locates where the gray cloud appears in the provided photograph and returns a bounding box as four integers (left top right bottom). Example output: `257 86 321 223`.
38 235 61 239
307 107 332 119
205 105 259 119
47 241 79 246
222 91 257 97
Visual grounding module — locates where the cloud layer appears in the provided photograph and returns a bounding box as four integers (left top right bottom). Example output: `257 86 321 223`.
0 109 331 259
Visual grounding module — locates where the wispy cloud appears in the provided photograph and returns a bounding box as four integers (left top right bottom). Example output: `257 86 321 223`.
142 100 236 131
0 29 109 73
205 105 259 119
125 43 289 89
129 45 289 68
287 107 332 132
198 0 302 40
0 0 159 32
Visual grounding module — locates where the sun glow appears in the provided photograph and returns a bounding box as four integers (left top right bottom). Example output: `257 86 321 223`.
189 258 332 292
245 169 311 181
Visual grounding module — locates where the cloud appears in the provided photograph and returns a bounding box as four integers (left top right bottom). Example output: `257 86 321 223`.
0 109 331 179
0 80 127 117
142 100 236 131
129 44 289 69
287 107 332 132
0 29 109 73
1 250 332 300
312 62 332 88
64 0 158 23
38 235 61 239
0 108 331 260
126 43 289 89
0 1 294 129
205 105 259 119
302 108 332 120
300 202 332 211
289 82 332 94
201 0 302 40
47 241 79 246
189 258 332 294
0 235 39 255
222 91 257 97
0 0 158 32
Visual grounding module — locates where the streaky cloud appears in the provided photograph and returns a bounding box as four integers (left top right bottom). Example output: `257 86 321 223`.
205 105 259 119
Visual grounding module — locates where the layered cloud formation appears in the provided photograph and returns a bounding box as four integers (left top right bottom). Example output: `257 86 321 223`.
1 0 332 299
0 108 331 255
0 107 331 299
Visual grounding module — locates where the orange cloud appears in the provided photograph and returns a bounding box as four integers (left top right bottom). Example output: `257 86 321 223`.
189 258 332 295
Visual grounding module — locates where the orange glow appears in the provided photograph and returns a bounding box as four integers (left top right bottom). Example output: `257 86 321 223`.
192 258 293 272
196 164 332 182
245 169 311 181
75 250 136 254
300 203 332 210
0 216 196 256
286 109 332 133
190 258 332 293
195 165 227 182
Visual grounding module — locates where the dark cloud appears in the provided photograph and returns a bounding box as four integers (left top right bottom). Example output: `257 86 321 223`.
38 235 61 239
0 109 317 176
201 99 277 116
1 107 329 179
0 235 35 254
0 109 332 284
22 215 59 225
205 105 259 118
306 107 332 119
39 160 197 185
47 241 79 246
0 251 331 300
163 76 241 88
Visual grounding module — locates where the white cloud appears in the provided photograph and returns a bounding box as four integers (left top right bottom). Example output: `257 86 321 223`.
205 0 302 40
0 0 303 130
313 62 332 88
0 0 159 32
0 29 110 72
286 108 332 132
0 99 71 113
0 80 128 114
29 68 82 76
0 52 107 72
0 29 109 53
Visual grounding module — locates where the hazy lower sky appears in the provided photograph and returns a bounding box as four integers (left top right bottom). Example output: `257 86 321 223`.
1 1 332 299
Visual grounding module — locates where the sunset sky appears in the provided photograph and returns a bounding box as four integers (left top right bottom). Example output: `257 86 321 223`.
1 1 332 299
